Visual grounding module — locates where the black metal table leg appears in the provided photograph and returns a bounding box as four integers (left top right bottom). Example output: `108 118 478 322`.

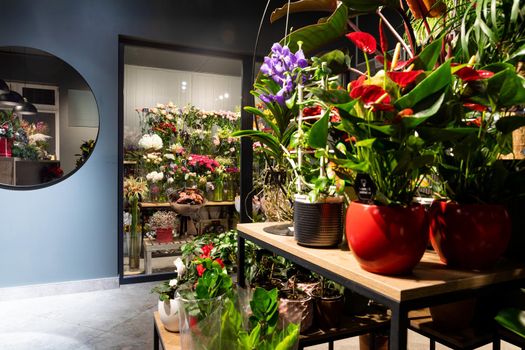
154 320 160 350
328 340 334 350
237 235 246 288
389 304 408 350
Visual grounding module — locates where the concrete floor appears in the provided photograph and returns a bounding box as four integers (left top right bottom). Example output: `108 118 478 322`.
0 282 520 349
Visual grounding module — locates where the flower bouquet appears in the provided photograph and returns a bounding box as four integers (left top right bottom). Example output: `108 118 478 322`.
166 187 206 216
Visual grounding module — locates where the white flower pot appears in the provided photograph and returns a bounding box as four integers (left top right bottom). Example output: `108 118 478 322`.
158 299 180 332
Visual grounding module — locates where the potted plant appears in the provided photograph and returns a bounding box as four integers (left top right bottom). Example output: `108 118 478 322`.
324 33 448 275
311 278 344 330
279 276 315 334
286 265 319 296
424 63 525 269
220 287 300 349
177 256 233 349
148 210 176 243
151 257 188 332
123 176 148 271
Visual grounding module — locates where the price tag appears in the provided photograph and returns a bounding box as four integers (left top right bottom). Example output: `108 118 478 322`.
354 173 376 203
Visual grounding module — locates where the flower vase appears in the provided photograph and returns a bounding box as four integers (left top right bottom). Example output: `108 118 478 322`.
213 180 223 202
148 183 161 202
128 197 141 271
178 294 226 349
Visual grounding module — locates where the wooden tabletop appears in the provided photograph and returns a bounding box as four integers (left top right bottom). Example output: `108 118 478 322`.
140 201 235 209
153 311 181 350
237 222 525 303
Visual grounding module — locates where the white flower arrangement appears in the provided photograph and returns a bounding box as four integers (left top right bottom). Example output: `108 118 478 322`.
174 257 186 277
146 171 164 182
138 134 163 151
28 133 52 144
164 153 175 160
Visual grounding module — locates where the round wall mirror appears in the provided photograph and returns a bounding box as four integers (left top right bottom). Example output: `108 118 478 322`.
0 46 99 188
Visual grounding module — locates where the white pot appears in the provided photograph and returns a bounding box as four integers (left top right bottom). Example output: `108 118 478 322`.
158 298 180 332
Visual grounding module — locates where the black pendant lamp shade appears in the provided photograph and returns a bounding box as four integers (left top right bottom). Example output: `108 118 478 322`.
13 98 37 115
0 91 24 107
0 79 9 94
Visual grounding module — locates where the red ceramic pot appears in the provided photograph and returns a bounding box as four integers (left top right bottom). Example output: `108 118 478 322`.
155 227 173 243
429 201 511 269
0 137 13 157
346 202 429 275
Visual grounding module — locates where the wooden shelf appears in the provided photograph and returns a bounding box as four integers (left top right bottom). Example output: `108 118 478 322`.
237 222 525 303
140 201 235 209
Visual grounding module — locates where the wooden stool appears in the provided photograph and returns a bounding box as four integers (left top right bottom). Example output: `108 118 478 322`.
143 237 191 275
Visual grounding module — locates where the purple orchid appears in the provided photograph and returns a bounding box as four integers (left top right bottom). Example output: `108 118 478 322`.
259 43 308 106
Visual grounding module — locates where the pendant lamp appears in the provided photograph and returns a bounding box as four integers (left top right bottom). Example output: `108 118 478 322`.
13 97 37 115
0 79 9 94
0 91 24 108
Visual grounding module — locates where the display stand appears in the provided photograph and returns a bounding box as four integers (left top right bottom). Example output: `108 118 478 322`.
236 222 525 350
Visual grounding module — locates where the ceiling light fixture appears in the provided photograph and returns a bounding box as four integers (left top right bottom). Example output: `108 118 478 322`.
0 91 24 108
0 79 9 94
13 97 37 115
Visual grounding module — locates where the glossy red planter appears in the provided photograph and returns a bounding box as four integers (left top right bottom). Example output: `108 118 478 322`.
429 201 511 269
346 202 429 275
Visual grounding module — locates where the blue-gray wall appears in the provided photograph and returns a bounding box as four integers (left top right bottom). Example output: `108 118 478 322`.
0 0 299 287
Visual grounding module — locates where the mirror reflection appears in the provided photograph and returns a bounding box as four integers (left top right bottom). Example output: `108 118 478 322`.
0 46 98 187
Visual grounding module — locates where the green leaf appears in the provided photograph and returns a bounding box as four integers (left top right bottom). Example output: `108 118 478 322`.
367 124 396 135
244 106 279 136
319 49 348 74
395 61 452 110
308 110 330 148
496 116 525 134
418 127 478 142
413 37 443 71
401 92 446 129
231 130 283 159
281 4 348 54
495 308 525 338
310 88 351 105
355 138 376 148
485 68 525 106
334 100 358 113
509 43 525 61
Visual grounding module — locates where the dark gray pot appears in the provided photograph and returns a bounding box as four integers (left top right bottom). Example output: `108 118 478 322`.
293 200 343 247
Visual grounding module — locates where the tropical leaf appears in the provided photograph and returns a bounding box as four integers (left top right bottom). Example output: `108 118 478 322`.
412 37 443 71
281 4 348 54
395 60 452 110
244 106 278 136
401 92 446 129
310 88 351 105
308 109 330 148
231 130 283 159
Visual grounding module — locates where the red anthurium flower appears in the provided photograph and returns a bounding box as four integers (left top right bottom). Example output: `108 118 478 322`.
196 264 206 277
392 108 414 123
348 75 367 97
455 67 494 81
200 243 214 258
346 32 377 54
371 103 395 112
303 105 322 117
387 70 424 87
359 85 391 105
379 19 388 53
467 117 482 127
344 134 357 143
215 258 225 268
464 102 488 112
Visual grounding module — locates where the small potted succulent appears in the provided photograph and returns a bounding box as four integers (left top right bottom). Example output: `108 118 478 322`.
148 210 176 243
151 257 188 332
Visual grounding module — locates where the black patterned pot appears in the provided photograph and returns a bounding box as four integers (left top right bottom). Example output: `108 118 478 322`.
293 198 343 248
